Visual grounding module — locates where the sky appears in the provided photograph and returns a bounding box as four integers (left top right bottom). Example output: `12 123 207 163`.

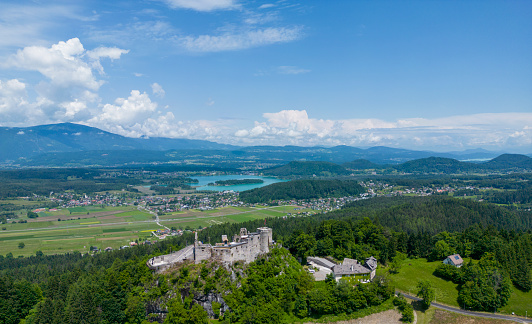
0 0 531 153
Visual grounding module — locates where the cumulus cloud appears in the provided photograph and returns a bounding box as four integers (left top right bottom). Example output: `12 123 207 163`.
0 38 129 125
151 83 165 98
179 26 303 52
231 110 532 151
89 90 157 126
0 79 29 122
7 38 101 90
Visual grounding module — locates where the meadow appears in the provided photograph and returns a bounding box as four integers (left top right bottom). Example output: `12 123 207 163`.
387 258 532 318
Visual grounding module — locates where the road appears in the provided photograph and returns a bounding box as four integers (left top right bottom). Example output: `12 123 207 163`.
399 292 531 323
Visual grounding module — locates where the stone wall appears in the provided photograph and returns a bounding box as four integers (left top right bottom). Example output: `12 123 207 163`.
193 227 272 264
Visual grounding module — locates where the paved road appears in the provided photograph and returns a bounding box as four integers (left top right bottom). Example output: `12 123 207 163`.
399 291 531 323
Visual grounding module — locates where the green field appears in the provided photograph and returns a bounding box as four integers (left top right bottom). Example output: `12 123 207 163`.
387 258 460 306
387 258 532 318
0 205 293 257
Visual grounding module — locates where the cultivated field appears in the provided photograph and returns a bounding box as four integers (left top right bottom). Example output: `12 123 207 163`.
0 203 312 257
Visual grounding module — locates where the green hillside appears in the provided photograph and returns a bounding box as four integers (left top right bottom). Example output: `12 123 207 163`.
239 179 366 203
263 161 351 177
393 157 477 174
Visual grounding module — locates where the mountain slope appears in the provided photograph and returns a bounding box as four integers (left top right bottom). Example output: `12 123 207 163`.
263 161 351 177
0 123 234 161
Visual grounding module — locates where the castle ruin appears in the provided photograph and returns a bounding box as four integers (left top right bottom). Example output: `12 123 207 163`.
147 227 273 271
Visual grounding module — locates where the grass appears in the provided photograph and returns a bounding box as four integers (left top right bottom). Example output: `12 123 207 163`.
388 258 532 319
499 286 532 317
387 258 460 307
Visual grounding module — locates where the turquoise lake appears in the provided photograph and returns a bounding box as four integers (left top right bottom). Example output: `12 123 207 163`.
192 175 286 192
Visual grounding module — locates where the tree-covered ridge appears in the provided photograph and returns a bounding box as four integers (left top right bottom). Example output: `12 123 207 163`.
331 196 530 234
342 159 384 170
392 157 477 174
209 179 264 186
263 161 351 177
239 180 366 203
340 154 532 174
485 154 532 170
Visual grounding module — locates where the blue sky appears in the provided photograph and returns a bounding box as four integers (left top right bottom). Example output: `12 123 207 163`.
0 0 531 152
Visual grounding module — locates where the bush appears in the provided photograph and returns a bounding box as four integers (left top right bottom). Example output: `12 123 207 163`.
401 304 414 322
393 296 413 323
434 263 462 283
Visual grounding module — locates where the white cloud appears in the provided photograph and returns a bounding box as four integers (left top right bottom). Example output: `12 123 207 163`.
0 38 130 125
230 110 532 151
0 79 30 122
179 26 303 52
89 90 157 126
164 0 238 12
7 38 102 90
276 66 310 75
86 46 129 74
259 4 276 9
151 83 166 98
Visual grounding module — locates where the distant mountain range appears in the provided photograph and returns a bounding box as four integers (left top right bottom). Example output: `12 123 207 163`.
0 123 235 162
1 123 530 168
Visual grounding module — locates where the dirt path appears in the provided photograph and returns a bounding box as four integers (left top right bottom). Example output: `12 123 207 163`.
304 309 403 324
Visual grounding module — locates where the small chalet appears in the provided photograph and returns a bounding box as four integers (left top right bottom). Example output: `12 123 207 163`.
443 254 464 268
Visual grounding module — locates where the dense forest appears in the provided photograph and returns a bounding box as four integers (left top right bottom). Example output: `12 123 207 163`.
1 195 531 323
263 161 352 177
239 180 366 203
209 179 264 186
0 168 140 198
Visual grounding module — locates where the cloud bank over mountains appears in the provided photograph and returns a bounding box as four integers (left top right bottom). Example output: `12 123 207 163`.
0 1 530 153
0 38 529 152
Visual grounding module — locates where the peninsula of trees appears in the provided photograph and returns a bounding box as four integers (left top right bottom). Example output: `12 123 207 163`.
207 179 264 186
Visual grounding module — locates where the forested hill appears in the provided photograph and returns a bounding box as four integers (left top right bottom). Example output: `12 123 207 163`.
331 196 530 234
341 154 532 173
484 154 532 170
342 159 384 170
239 179 366 203
392 157 477 173
262 161 351 177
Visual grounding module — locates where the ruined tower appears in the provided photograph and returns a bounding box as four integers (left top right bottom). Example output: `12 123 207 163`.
257 227 272 253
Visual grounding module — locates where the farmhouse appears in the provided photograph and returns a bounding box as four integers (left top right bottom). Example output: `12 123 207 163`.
443 254 464 268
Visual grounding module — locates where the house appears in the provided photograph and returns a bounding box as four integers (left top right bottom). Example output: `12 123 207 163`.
443 254 464 268
306 256 378 283
333 256 378 283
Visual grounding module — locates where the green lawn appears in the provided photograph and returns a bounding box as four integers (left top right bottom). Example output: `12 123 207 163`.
387 258 460 307
387 258 532 318
499 286 532 317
